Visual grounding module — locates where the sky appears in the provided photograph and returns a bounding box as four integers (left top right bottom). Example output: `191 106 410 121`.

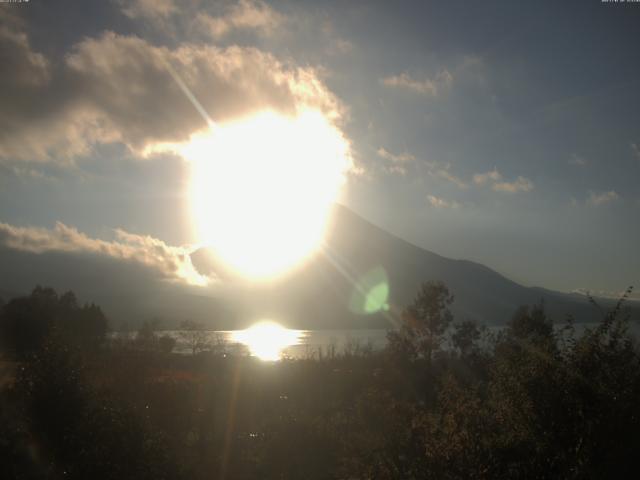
0 0 639 297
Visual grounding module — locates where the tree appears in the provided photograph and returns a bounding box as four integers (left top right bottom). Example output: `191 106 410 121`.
158 335 177 354
387 281 454 364
0 287 107 357
15 338 183 480
57 292 108 349
135 319 160 352
0 286 58 356
506 302 553 343
178 320 211 356
451 319 483 359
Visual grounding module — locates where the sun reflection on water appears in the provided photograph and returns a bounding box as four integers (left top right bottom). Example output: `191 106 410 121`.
231 321 303 361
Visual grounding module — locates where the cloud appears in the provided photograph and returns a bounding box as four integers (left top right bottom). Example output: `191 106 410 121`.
0 23 49 88
472 169 503 186
319 20 354 56
572 288 640 301
376 148 466 186
0 5 350 171
631 143 640 160
328 38 354 56
0 221 208 285
492 176 534 193
376 147 415 164
587 190 620 206
381 69 453 96
377 147 416 174
120 0 177 21
568 154 587 166
195 0 285 39
473 169 533 193
0 163 59 183
0 13 60 161
0 24 345 164
427 195 460 209
431 168 467 189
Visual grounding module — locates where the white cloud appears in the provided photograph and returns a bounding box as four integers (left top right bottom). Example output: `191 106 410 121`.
568 154 587 166
376 148 466 186
381 69 453 96
432 168 467 189
0 28 345 163
631 142 640 160
330 38 354 55
427 195 460 209
377 147 415 175
195 0 285 39
473 169 533 193
492 176 533 193
472 169 502 186
587 190 620 206
572 287 639 301
0 221 208 285
377 147 415 164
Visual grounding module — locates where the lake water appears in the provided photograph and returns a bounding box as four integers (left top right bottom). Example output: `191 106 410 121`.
158 328 389 359
113 327 390 359
115 321 639 360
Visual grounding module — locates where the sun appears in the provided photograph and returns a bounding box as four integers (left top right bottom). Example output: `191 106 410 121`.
183 109 350 279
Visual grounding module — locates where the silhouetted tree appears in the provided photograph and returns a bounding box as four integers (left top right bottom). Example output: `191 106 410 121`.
387 281 454 364
0 286 57 356
15 338 183 480
0 287 107 357
135 319 160 352
506 302 554 343
178 320 211 355
158 335 176 354
3 282 640 479
451 319 483 359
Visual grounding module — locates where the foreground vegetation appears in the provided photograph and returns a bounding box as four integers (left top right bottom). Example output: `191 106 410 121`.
1 284 639 479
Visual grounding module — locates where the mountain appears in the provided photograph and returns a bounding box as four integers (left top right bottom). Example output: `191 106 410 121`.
189 204 638 329
0 205 636 329
321 205 640 325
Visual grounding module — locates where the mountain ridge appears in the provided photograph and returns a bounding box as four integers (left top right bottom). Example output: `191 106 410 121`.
0 204 636 329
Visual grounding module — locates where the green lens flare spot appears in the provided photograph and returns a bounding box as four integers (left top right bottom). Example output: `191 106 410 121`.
349 266 390 315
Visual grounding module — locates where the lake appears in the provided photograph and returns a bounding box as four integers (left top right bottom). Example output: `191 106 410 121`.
155 328 389 360
114 320 639 360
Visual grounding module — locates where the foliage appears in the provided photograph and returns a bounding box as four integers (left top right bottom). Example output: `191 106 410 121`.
10 339 183 480
451 319 483 358
1 284 640 479
158 334 177 354
134 319 161 351
0 286 107 357
177 320 211 356
387 281 454 363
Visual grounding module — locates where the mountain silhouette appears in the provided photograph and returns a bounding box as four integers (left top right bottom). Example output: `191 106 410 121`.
189 204 637 329
0 205 636 329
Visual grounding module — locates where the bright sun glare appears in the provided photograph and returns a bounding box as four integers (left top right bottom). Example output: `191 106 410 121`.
232 321 302 361
183 109 350 279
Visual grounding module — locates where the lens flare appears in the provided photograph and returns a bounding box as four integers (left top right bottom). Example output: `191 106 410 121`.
348 266 390 314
